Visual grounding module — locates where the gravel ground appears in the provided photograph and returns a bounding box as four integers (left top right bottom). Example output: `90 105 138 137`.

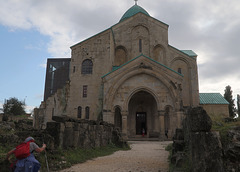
59 141 172 172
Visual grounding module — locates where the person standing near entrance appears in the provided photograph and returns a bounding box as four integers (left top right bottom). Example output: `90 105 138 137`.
165 129 168 139
142 128 145 137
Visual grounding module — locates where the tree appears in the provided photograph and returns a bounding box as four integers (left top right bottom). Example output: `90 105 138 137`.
237 94 240 117
224 85 236 118
3 97 26 116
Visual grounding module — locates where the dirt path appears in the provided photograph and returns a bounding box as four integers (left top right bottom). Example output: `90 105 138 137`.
59 141 171 172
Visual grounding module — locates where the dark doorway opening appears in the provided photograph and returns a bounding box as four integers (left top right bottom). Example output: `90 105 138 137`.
136 112 147 135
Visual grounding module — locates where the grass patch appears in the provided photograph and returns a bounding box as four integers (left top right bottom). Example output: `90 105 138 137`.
0 145 12 161
165 143 174 172
38 143 130 171
211 117 240 146
165 143 191 172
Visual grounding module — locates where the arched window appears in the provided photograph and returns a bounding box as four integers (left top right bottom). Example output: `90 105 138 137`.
73 66 76 73
114 46 127 66
81 59 93 74
178 68 182 74
77 106 82 118
114 107 122 131
85 106 90 119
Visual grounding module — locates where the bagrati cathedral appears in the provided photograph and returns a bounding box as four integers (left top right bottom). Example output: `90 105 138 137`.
34 2 229 140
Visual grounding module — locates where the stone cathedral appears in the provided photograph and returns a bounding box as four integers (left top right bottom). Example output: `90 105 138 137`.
35 3 228 140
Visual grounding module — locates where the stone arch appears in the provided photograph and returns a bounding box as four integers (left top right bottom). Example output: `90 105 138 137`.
125 87 160 112
153 44 166 64
131 25 150 57
114 105 122 131
105 68 178 113
127 90 158 137
114 46 127 66
170 57 191 106
170 57 190 68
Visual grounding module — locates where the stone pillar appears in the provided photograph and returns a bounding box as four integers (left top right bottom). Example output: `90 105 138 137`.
158 111 165 140
176 111 184 129
154 113 159 132
168 111 174 138
121 111 128 140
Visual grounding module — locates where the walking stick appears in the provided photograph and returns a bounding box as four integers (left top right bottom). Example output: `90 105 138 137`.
42 137 50 172
44 150 50 172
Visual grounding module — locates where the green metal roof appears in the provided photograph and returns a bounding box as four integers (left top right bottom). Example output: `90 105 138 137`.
120 4 150 22
181 50 198 57
199 93 229 105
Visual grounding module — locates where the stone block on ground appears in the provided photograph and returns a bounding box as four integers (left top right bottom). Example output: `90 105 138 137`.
188 107 212 132
190 131 224 172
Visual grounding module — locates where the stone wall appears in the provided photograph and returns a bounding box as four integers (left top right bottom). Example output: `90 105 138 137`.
201 104 229 118
1 114 32 122
46 116 124 149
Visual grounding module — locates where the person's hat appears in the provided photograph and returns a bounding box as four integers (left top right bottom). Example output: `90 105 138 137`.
24 137 35 143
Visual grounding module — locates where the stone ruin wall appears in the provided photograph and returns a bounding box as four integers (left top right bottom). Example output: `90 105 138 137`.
46 116 124 149
34 84 70 130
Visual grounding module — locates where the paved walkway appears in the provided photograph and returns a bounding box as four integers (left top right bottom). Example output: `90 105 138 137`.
59 141 171 172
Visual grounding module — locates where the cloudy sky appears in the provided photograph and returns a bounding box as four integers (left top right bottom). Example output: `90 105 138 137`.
0 0 239 113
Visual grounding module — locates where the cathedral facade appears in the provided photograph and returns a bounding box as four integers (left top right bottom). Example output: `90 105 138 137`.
36 4 201 139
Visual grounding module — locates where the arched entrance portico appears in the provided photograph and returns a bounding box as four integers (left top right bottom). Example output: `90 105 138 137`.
127 91 159 138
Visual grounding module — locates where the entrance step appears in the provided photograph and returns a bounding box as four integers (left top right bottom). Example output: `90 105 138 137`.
127 137 160 141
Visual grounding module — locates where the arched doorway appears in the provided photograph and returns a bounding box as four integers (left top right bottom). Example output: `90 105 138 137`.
114 106 122 131
128 91 158 138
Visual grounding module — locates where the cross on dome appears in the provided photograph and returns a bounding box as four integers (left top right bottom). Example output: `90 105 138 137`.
134 0 138 5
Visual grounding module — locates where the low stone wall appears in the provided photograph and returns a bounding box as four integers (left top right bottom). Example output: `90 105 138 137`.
1 114 32 123
46 116 124 149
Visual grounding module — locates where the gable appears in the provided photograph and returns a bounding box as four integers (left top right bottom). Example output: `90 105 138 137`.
102 54 183 78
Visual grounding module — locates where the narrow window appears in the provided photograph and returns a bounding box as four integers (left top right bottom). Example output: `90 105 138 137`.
52 108 54 117
178 68 182 74
78 106 82 118
85 106 90 119
83 85 87 98
82 59 93 74
73 66 75 73
139 39 142 52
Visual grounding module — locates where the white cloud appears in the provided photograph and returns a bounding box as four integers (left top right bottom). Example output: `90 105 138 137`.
0 102 3 113
39 63 47 68
0 0 240 99
25 105 36 114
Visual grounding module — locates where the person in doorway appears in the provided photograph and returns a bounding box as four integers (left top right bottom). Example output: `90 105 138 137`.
165 129 168 139
142 128 145 137
6 136 47 172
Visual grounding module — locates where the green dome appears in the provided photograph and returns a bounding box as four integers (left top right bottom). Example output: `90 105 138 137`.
120 4 150 22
